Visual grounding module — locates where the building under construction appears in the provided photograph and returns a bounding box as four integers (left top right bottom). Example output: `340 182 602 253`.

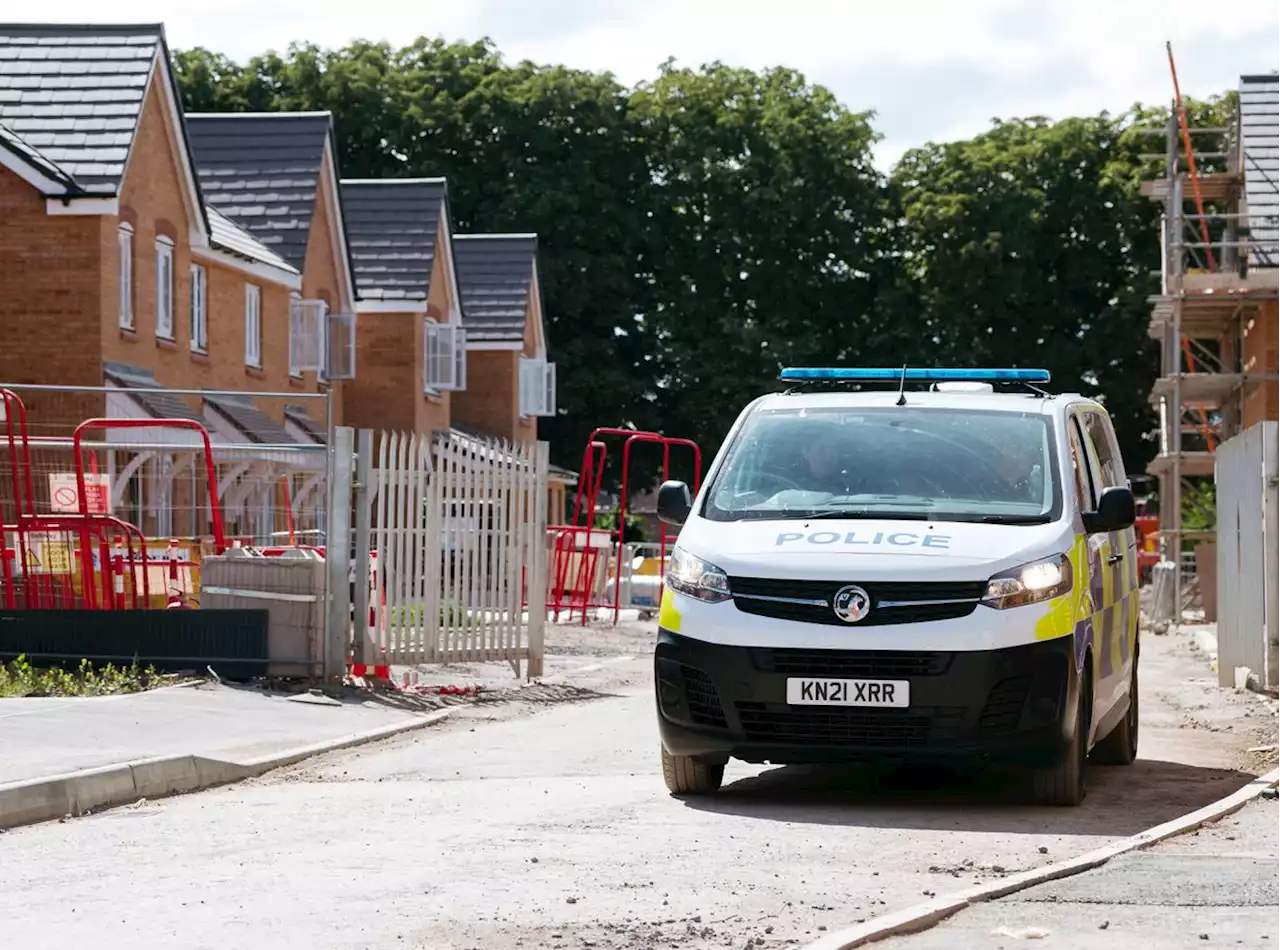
1143 67 1279 620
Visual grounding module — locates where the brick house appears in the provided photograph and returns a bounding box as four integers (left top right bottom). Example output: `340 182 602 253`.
451 233 573 518
184 110 359 429
0 23 327 539
339 178 467 435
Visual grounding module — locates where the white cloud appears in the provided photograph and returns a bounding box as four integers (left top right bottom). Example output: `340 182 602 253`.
31 0 1279 165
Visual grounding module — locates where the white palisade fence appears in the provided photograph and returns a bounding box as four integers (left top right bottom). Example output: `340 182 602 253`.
360 430 549 675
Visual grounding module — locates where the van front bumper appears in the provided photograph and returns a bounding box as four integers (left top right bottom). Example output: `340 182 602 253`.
655 628 1081 767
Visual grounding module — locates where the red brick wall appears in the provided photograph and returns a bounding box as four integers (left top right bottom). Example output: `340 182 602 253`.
342 310 419 433
452 349 519 442
1243 299 1278 428
0 167 104 388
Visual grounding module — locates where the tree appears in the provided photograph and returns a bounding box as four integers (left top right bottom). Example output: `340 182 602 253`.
890 113 1162 472
631 62 895 458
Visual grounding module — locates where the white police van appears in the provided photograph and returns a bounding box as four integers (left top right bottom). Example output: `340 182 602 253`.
653 368 1139 807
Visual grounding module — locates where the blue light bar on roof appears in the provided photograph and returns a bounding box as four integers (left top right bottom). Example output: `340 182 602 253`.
778 367 1052 384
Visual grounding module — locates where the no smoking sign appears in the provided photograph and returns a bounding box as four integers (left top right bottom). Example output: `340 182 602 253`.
48 473 111 515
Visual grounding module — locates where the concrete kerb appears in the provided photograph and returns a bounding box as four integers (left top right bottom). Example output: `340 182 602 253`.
800 766 1280 950
0 708 455 832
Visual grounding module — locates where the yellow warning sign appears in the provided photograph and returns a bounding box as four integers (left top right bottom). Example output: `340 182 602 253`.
42 543 72 574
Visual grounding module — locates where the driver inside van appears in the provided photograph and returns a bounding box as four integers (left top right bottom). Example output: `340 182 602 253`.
799 432 852 495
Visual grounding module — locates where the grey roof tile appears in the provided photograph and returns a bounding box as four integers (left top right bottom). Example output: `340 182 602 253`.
453 234 538 342
103 363 204 422
284 404 326 444
0 120 77 189
203 393 298 444
0 23 165 193
186 113 333 271
341 179 446 301
207 207 299 276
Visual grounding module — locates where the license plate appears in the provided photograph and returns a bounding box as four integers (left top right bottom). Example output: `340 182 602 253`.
786 677 910 707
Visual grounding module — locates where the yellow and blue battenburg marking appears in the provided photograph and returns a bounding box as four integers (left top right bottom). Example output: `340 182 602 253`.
1034 530 1138 678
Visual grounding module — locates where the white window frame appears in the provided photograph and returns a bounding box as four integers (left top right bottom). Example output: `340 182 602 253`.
289 292 303 377
289 295 328 377
189 263 208 353
423 320 464 392
117 223 134 330
155 236 174 340
519 357 557 417
244 283 262 369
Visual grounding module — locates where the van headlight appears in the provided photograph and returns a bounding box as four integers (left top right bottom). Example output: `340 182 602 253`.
981 553 1072 609
665 548 732 604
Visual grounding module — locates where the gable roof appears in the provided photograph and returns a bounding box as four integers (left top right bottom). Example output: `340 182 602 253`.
341 178 450 302
0 22 209 238
186 112 336 272
453 234 539 343
0 23 161 194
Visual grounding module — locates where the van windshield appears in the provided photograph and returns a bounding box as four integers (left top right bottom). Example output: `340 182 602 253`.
703 406 1061 524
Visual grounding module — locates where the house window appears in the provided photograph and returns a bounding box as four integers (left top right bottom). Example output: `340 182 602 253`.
289 296 327 376
519 358 557 417
117 224 134 330
189 264 208 352
155 236 174 339
244 283 262 368
423 321 465 391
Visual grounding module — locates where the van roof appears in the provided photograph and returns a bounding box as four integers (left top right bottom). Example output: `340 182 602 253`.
753 389 1095 416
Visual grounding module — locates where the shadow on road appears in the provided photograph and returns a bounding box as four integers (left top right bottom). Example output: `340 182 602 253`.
682 758 1259 837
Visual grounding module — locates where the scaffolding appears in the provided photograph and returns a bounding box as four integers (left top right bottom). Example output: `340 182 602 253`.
1142 58 1280 621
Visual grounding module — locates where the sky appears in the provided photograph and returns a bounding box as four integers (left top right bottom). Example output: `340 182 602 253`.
28 0 1280 167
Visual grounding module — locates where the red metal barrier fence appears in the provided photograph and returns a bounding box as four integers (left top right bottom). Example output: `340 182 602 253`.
548 427 701 625
0 384 330 610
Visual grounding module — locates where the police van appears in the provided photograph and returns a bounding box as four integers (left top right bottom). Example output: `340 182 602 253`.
652 368 1139 807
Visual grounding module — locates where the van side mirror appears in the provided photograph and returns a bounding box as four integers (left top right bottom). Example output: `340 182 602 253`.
656 480 693 526
1083 486 1135 534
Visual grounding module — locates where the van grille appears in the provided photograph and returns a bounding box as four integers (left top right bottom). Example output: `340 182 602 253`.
735 703 967 747
750 648 952 678
727 577 986 627
680 664 727 728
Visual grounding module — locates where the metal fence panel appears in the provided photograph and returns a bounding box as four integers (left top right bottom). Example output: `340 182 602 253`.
1 383 330 612
1215 421 1278 690
358 429 549 677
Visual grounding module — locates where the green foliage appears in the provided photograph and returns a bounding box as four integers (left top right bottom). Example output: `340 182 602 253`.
385 602 466 626
173 38 1236 484
592 508 648 544
632 61 893 455
0 655 164 698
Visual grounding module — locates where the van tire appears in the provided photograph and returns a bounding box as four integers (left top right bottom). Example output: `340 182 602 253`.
1093 660 1139 765
1029 677 1089 807
661 746 724 796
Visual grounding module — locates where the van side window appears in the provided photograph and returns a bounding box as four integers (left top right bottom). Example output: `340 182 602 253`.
1067 420 1095 511
1083 412 1125 489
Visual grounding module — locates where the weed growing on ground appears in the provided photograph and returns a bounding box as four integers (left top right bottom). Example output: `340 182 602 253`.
0 655 167 698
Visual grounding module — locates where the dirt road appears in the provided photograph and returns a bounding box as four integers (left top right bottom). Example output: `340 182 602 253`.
0 622 1272 950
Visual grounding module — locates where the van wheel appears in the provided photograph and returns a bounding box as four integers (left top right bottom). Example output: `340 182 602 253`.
1093 661 1139 765
661 746 724 796
1029 679 1089 807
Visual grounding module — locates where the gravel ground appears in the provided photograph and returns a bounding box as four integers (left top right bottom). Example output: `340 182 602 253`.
0 615 1272 950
